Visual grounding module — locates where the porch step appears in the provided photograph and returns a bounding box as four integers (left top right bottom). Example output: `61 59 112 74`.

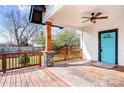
91 62 116 69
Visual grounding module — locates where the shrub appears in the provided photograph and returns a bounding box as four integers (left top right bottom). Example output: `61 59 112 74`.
19 54 30 66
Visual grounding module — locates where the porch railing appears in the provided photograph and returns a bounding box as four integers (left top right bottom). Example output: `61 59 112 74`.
0 48 82 73
0 52 42 73
54 48 82 62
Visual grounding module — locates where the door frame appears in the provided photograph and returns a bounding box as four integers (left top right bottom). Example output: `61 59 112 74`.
98 28 118 64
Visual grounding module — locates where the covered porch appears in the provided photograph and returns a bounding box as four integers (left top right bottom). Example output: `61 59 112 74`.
42 5 124 66
1 5 124 87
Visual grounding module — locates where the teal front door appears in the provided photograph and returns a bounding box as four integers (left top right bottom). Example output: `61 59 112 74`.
99 30 118 64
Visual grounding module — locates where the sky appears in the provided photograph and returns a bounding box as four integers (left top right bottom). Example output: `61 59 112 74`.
0 5 31 43
0 5 61 44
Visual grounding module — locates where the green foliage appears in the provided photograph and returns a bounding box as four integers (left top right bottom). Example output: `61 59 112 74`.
19 54 30 66
32 28 80 50
32 31 45 48
19 38 29 46
52 29 80 49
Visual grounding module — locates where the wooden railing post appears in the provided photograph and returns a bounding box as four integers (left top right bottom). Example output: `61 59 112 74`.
2 53 7 73
38 52 42 67
64 46 68 61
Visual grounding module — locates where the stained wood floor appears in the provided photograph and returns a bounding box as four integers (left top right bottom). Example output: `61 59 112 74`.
0 66 69 87
48 59 124 87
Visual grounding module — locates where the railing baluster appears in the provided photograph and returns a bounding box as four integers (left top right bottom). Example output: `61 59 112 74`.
35 53 37 64
34 53 35 64
36 54 39 64
18 54 20 66
34 53 36 64
12 54 14 68
31 53 33 65
9 54 11 69
29 54 31 65
13 54 15 68
16 54 19 67
33 53 35 65
15 54 17 68
36 53 37 64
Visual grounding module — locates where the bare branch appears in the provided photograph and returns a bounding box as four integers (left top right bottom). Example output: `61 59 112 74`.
0 6 40 46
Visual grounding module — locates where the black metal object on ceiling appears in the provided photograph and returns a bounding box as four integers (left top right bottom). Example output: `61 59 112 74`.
29 5 64 29
29 5 45 24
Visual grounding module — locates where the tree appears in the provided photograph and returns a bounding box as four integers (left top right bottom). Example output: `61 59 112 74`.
0 6 41 47
32 31 45 48
52 29 80 50
32 28 80 50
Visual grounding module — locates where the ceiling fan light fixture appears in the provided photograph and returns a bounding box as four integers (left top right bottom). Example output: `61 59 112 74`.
81 12 108 24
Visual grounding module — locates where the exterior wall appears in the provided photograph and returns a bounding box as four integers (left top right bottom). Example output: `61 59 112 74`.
82 6 124 65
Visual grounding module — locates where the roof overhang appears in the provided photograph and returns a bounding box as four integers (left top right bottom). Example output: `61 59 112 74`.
29 5 46 24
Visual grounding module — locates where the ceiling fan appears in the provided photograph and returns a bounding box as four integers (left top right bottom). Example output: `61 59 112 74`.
81 12 108 23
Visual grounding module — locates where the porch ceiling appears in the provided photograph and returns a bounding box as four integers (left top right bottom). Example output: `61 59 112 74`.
45 5 99 29
45 5 119 30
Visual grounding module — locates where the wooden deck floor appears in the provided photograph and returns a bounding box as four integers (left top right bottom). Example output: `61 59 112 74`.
48 59 124 87
0 66 69 87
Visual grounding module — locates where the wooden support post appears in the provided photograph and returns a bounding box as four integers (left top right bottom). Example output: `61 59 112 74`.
45 21 52 51
2 54 7 73
42 21 55 67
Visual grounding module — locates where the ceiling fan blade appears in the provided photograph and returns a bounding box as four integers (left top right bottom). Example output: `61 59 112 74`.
95 16 108 19
94 12 102 17
81 20 90 23
82 17 90 19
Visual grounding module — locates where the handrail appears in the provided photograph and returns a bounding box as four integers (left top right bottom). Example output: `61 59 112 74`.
0 51 42 55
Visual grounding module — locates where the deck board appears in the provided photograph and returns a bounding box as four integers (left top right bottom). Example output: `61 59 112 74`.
15 70 22 87
48 59 124 87
29 67 41 87
10 71 16 87
0 66 69 87
4 71 11 87
0 73 6 87
37 68 59 87
23 68 33 87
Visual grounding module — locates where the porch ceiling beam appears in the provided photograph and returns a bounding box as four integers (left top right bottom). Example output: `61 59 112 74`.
40 23 64 29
